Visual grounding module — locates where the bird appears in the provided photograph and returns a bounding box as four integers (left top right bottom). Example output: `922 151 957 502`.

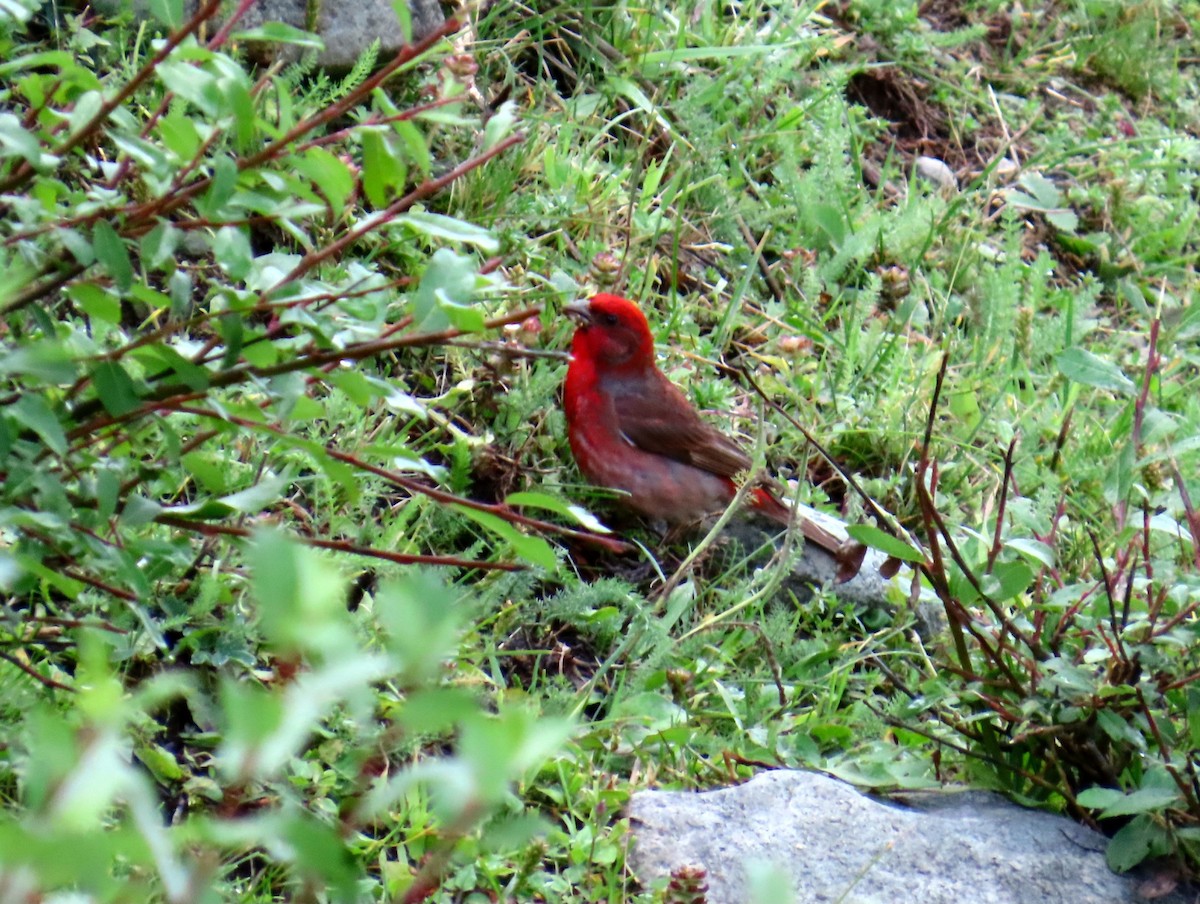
562 292 866 581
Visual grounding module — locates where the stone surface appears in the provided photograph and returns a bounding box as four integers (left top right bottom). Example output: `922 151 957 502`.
915 155 959 191
722 512 940 635
783 502 903 608
89 0 446 69
629 770 1191 904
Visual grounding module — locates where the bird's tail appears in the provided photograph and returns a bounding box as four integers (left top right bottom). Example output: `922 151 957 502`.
749 487 867 583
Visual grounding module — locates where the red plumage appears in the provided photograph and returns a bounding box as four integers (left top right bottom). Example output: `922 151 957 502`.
563 293 864 579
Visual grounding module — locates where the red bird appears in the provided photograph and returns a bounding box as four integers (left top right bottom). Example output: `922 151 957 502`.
563 293 865 579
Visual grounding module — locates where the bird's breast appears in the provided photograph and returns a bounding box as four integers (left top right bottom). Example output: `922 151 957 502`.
564 393 735 522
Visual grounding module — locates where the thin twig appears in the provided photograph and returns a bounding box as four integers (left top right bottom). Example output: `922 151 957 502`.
986 436 1018 572
159 403 631 554
154 515 523 571
0 650 74 692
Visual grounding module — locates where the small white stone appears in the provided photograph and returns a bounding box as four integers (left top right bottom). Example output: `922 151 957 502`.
915 156 959 191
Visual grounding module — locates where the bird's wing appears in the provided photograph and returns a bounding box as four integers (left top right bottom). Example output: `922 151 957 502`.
609 371 753 478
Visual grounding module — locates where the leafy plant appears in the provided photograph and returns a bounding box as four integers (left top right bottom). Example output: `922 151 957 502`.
2 0 1200 898
0 3 600 899
877 330 1200 873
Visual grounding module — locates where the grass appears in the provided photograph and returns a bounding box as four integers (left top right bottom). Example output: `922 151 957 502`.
0 0 1198 900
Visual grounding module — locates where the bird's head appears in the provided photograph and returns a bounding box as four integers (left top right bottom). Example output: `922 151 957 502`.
563 293 655 370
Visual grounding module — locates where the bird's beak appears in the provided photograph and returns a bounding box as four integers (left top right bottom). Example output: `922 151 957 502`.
563 300 592 324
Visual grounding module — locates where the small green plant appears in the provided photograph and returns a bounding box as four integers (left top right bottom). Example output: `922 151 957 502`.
4 534 573 900
877 328 1200 873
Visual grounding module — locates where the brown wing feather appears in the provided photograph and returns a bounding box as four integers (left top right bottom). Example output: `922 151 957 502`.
607 369 752 478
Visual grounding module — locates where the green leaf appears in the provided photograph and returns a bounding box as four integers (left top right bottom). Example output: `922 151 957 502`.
1095 709 1145 748
157 107 200 161
411 248 483 332
747 862 797 904
0 50 74 78
1046 208 1079 233
135 743 183 782
141 222 180 269
0 552 20 590
156 60 220 117
219 674 284 748
948 389 981 429
213 226 253 280
171 474 290 519
140 345 210 392
232 22 325 48
0 343 77 383
1189 687 1200 750
1007 176 1060 212
9 394 67 454
94 466 120 520
391 0 412 42
459 706 573 804
1006 174 1077 233
1056 347 1136 394
168 269 193 319
92 221 133 293
1106 814 1172 873
361 129 404 209
805 200 847 249
375 572 465 683
1075 787 1121 810
1017 172 1061 207
394 119 430 178
68 90 102 139
147 0 183 28
607 75 661 123
121 496 164 526
397 688 481 734
482 100 519 151
248 530 350 658
90 361 142 416
222 75 257 153
129 284 173 318
1094 786 1182 819
58 227 95 265
68 282 121 324
505 491 611 533
218 312 244 369
280 812 359 899
1104 439 1136 508
0 112 57 169
985 560 1033 600
202 155 238 218
293 147 354 215
110 131 169 177
16 553 83 598
1004 538 1055 569
181 451 230 494
399 211 499 252
846 525 924 563
326 370 376 406
454 505 556 569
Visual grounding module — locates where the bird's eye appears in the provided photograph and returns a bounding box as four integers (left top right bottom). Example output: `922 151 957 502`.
602 313 619 326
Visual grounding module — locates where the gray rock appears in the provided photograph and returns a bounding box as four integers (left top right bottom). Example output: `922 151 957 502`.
629 770 1190 904
88 0 446 70
784 502 899 605
722 510 942 636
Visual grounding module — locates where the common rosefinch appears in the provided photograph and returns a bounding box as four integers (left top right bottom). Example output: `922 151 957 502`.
563 293 865 580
